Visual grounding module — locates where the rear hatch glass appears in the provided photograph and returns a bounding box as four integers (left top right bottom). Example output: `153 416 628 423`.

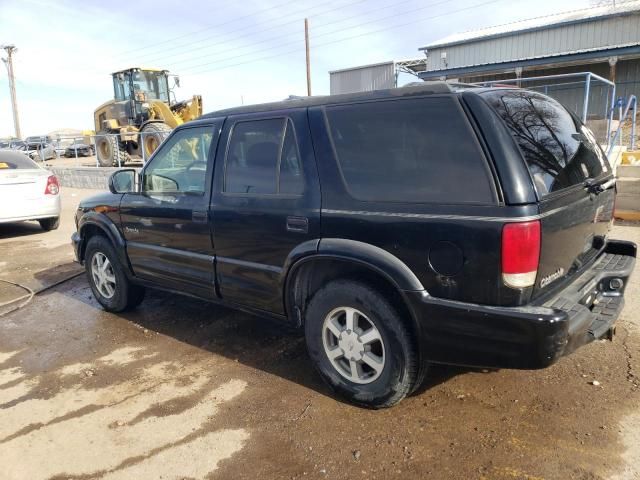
482 89 615 298
0 151 40 170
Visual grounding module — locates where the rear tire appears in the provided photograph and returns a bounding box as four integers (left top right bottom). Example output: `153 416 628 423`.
85 235 145 312
95 131 130 167
304 280 419 408
140 122 172 159
39 217 60 231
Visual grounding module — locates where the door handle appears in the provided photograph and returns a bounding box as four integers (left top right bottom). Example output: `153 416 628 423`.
286 216 309 233
192 210 208 223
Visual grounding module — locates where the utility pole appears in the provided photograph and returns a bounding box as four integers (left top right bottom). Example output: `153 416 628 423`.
1 45 21 139
304 18 311 96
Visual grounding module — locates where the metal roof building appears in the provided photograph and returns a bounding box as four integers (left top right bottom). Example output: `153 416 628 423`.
326 2 639 128
329 60 427 95
418 1 640 87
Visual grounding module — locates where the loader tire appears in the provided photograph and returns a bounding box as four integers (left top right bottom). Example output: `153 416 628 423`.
141 123 172 159
96 132 130 167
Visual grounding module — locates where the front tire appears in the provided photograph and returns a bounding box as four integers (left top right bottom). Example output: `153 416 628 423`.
39 217 60 231
85 235 145 312
140 122 172 159
304 280 418 408
95 131 130 167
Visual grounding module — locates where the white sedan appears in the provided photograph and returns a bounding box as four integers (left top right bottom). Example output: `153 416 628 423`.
0 149 61 231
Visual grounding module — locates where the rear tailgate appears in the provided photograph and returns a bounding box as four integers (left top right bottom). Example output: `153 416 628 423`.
480 89 616 298
535 183 614 298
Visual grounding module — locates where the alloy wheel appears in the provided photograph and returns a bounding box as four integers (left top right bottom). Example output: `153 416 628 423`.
91 252 116 299
322 306 385 384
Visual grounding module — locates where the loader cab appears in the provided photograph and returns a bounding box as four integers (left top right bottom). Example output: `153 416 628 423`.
112 68 170 104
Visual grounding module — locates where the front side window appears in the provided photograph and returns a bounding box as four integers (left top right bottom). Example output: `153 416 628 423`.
143 126 214 195
482 90 610 197
325 97 494 204
225 118 304 195
113 73 131 101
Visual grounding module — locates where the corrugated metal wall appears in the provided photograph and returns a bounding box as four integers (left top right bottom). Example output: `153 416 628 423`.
330 62 395 94
617 57 640 102
426 13 640 72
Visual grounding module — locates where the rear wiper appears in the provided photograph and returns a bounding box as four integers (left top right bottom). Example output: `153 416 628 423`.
584 177 616 194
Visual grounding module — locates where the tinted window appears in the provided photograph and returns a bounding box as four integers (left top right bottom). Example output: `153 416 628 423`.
279 121 304 195
0 151 39 169
325 97 494 203
226 119 283 194
143 126 213 194
225 118 304 195
482 90 610 197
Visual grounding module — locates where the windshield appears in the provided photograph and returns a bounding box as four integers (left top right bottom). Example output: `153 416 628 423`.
113 70 170 103
131 70 169 102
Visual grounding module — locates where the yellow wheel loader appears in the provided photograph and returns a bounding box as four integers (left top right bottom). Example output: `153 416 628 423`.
93 68 202 167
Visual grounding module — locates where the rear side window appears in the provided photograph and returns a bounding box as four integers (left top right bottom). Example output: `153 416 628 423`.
0 152 38 169
482 90 610 197
325 97 494 204
225 118 304 195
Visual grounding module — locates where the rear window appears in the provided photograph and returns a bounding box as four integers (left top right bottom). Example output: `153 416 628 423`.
325 97 494 204
224 118 304 195
0 152 39 169
482 90 610 197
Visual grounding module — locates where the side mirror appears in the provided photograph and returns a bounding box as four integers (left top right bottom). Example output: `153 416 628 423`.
174 76 180 88
109 169 138 194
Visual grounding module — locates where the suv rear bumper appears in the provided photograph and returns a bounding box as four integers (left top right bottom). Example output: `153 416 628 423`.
405 240 636 370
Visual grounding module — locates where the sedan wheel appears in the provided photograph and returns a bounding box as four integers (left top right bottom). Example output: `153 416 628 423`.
91 252 116 299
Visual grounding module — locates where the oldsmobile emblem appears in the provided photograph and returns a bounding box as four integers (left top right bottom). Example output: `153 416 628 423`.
540 268 565 288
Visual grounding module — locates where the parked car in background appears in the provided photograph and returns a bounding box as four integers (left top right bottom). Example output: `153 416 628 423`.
72 83 635 408
25 135 52 149
0 138 20 149
0 150 60 231
65 143 95 157
0 139 27 151
25 135 57 161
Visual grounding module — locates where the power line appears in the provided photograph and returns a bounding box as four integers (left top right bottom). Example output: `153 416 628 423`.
174 0 467 74
184 0 506 77
118 0 302 56
131 0 372 67
16 0 510 89
56 0 452 78
134 0 413 70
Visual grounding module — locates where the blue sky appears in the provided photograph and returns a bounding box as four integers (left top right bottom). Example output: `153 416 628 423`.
0 0 590 137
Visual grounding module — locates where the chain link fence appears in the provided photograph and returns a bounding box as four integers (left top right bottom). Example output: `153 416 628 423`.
472 72 617 146
17 130 172 168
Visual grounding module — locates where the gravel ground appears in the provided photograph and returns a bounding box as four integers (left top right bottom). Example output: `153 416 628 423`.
0 201 638 480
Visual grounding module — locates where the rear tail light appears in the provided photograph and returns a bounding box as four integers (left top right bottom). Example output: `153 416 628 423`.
45 175 59 195
502 220 541 289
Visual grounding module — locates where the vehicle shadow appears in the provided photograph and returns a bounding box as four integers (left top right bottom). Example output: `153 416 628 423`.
59 279 480 404
0 221 44 240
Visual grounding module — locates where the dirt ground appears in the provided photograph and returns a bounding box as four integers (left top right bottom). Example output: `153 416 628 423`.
0 188 638 480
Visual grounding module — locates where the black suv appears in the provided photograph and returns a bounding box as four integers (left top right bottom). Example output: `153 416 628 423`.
72 83 636 408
